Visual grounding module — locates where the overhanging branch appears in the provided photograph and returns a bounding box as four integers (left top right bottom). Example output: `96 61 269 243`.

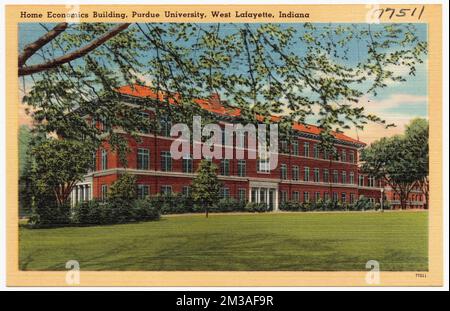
18 23 131 76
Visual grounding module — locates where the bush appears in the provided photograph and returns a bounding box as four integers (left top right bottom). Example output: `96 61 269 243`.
280 200 301 211
245 202 271 213
155 193 195 214
215 198 246 212
29 202 71 227
132 199 160 221
350 196 374 211
72 200 104 225
71 198 160 225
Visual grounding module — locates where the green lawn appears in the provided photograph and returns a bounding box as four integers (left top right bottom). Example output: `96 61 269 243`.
19 211 428 271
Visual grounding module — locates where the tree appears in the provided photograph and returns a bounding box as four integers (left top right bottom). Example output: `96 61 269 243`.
20 23 427 209
32 139 94 206
405 118 429 209
191 160 221 217
18 125 33 215
360 126 426 210
21 23 427 152
18 23 131 76
107 173 137 202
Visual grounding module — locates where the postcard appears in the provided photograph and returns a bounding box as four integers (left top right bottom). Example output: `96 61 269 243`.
4 3 443 287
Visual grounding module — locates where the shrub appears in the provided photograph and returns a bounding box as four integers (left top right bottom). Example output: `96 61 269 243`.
29 201 71 227
215 198 246 212
245 202 271 213
132 199 160 221
280 200 299 211
349 196 374 211
155 193 195 214
108 173 137 202
72 200 103 225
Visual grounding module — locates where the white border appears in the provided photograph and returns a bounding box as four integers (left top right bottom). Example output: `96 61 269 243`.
0 0 448 291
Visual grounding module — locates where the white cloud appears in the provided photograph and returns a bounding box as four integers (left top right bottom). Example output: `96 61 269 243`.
356 93 427 116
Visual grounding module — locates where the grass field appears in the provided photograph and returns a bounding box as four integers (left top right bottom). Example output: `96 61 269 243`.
19 211 428 271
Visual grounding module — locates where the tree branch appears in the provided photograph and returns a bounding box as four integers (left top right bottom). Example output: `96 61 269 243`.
18 23 131 76
18 22 68 68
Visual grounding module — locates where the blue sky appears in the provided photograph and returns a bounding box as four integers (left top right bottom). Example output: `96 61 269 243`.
19 23 428 143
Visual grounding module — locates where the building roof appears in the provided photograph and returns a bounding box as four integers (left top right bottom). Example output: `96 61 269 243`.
116 84 365 146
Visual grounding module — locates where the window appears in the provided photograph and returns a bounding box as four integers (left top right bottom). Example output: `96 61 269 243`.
368 176 375 187
315 192 321 202
137 148 150 170
303 192 310 203
292 191 300 201
220 187 230 199
182 186 191 196
333 170 339 183
160 185 172 195
313 144 319 158
314 168 320 182
237 189 247 202
324 192 329 201
220 159 230 176
323 149 329 160
101 184 108 201
303 142 310 157
221 127 226 146
99 116 111 132
342 149 347 162
280 164 288 180
280 191 288 203
323 169 329 183
137 184 149 199
346 172 352 185
251 188 257 202
139 112 150 134
350 193 355 203
280 140 288 153
341 192 347 203
101 149 108 170
342 171 347 184
237 160 246 177
292 166 299 181
182 154 193 173
349 151 355 163
303 167 310 182
91 152 96 171
257 158 270 173
333 192 338 202
292 140 299 156
160 151 172 172
359 175 364 186
160 116 172 137
236 131 246 148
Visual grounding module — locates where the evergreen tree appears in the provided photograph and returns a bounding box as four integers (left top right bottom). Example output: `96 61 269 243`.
191 160 221 217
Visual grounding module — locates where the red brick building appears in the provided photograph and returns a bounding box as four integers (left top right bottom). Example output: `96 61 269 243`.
70 84 423 210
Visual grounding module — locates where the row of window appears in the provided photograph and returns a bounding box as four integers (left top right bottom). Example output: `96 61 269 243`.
135 114 358 164
279 165 358 184
279 141 356 163
99 148 377 187
279 191 357 204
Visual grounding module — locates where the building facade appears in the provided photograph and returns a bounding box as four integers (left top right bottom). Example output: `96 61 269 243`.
71 84 425 210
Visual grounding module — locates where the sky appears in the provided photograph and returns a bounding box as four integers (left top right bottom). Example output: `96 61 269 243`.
18 23 428 144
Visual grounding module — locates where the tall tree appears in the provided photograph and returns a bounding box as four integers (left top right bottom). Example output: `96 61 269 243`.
405 118 429 209
360 119 428 210
20 23 427 208
21 23 427 151
32 139 94 206
191 160 221 218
